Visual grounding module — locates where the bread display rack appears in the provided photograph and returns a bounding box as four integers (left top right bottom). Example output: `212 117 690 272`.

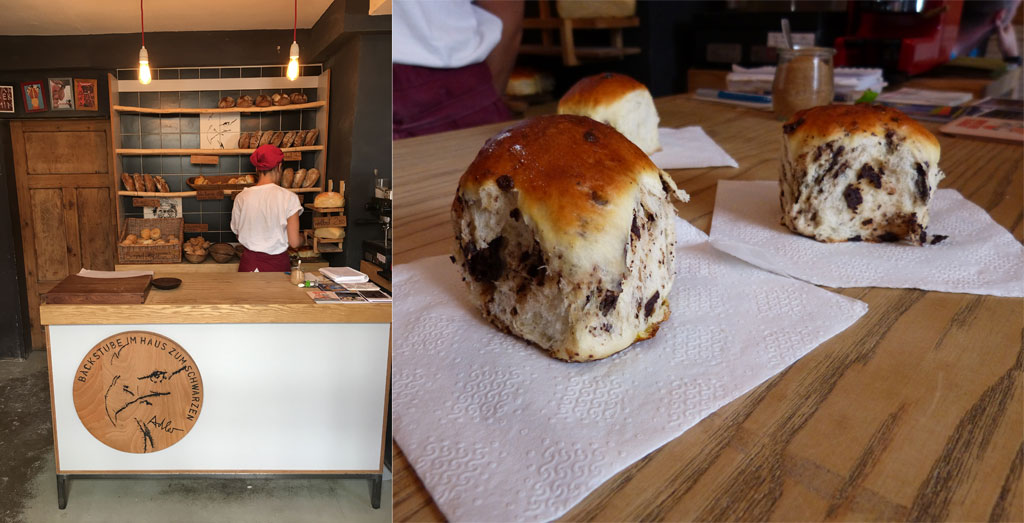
304 180 347 254
107 69 339 254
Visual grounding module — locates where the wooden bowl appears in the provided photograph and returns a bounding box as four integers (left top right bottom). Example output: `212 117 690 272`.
209 243 235 263
184 252 207 264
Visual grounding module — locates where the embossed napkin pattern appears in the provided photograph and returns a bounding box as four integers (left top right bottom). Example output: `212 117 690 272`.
710 180 1024 297
393 217 868 522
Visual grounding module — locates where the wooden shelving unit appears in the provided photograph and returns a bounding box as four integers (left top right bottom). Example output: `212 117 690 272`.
111 101 325 114
115 145 324 156
107 69 336 255
519 0 640 66
304 202 346 255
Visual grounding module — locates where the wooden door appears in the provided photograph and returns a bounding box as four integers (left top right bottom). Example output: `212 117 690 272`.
10 119 117 349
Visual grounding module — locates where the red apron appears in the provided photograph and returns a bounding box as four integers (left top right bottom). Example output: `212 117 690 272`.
238 248 290 272
392 62 512 139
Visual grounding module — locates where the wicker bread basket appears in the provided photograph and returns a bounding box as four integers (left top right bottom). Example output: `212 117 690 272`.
117 217 184 264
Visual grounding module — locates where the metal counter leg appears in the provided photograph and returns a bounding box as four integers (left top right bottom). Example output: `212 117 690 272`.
369 474 382 509
56 475 68 509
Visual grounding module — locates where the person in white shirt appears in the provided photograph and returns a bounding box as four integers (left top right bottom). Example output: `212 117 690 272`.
231 144 303 272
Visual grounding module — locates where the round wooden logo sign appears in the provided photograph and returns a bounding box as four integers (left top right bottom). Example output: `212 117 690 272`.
72 331 203 453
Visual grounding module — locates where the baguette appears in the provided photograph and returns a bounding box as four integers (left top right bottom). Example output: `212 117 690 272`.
302 168 320 188
282 168 295 187
292 168 307 188
303 128 319 146
121 173 135 191
155 176 170 193
144 174 156 193
280 131 297 149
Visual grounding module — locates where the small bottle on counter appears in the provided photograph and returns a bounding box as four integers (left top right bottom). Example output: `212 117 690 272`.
290 261 304 285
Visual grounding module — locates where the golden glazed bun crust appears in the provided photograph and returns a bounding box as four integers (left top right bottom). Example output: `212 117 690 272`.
557 72 648 111
785 104 940 161
458 115 665 275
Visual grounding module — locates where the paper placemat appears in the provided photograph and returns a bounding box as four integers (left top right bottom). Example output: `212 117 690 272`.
393 217 868 522
709 180 1024 297
650 126 739 170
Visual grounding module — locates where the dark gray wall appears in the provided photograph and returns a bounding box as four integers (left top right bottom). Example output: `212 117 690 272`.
0 121 30 359
323 32 391 269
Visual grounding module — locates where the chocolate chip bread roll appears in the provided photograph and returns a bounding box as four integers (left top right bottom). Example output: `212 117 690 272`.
780 104 944 245
452 115 688 362
557 73 661 154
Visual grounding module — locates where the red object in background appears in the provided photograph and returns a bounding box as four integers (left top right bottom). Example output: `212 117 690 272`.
835 0 964 76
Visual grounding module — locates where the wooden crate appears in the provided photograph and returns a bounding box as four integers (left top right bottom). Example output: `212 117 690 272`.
117 217 184 264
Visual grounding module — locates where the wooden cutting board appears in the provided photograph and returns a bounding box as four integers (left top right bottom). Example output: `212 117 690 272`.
44 275 152 304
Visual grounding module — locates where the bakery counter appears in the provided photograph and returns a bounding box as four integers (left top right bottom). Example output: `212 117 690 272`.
115 258 329 273
40 271 391 510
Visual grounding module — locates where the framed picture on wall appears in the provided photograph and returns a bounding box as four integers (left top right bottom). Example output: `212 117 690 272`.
0 86 14 113
74 78 98 111
48 78 74 110
21 81 47 113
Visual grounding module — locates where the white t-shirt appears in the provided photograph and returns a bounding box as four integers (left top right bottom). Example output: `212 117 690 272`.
230 184 303 255
392 0 503 69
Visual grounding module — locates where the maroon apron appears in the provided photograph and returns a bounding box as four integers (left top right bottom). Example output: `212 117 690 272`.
238 247 290 272
393 62 512 139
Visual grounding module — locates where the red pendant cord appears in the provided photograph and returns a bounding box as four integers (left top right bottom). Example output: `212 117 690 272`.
140 0 145 46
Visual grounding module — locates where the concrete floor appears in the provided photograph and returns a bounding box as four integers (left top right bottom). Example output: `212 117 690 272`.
0 351 392 523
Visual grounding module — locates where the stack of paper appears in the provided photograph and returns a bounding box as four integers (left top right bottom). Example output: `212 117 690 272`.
726 65 886 101
318 266 369 284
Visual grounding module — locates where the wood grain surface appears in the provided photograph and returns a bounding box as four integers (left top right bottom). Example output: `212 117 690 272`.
40 272 392 325
72 330 202 453
392 95 1023 522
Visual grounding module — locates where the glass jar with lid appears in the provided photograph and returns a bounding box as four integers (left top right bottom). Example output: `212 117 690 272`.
772 46 836 120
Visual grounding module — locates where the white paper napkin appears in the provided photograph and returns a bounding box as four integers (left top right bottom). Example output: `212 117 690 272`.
649 126 739 170
393 217 868 522
709 180 1024 297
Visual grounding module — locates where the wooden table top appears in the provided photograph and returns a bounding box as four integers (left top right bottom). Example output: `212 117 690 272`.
40 272 391 325
392 95 1023 522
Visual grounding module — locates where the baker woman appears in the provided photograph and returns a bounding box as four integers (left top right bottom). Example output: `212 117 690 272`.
231 144 304 271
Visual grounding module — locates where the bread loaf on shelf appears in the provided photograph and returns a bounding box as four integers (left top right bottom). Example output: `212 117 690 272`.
314 180 344 208
121 173 135 192
303 129 319 146
292 169 307 188
143 174 157 193
270 131 285 147
282 168 295 187
293 130 307 147
290 92 308 104
272 93 291 106
280 131 297 149
258 130 273 146
254 94 271 107
302 168 320 188
237 132 250 149
218 96 235 108
236 95 254 108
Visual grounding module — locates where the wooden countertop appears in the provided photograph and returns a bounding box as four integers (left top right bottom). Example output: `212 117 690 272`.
115 258 328 273
392 96 1023 521
40 272 391 325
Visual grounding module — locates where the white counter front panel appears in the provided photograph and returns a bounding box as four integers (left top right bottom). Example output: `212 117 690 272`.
49 323 390 472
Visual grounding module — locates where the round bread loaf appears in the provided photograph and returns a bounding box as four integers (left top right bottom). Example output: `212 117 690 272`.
557 73 661 154
780 104 944 245
453 114 687 362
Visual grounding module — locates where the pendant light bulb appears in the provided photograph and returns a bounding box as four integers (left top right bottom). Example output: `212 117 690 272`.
138 46 152 85
287 41 300 81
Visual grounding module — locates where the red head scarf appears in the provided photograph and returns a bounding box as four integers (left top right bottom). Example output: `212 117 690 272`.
250 144 284 171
